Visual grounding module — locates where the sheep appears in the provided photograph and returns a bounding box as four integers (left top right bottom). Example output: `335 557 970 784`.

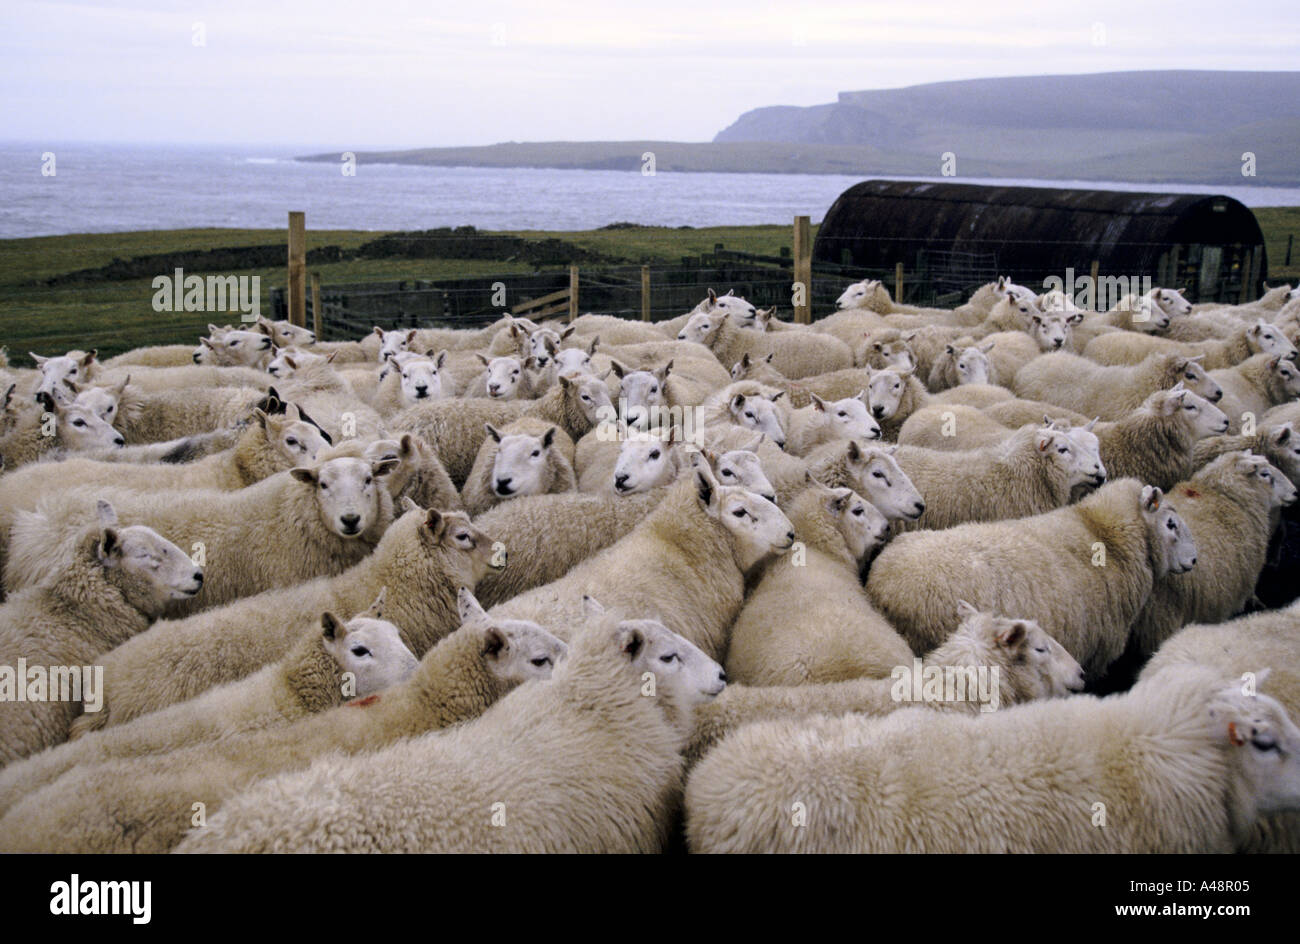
1123 452 1294 664
864 364 1011 439
1084 319 1298 370
273 359 386 441
368 432 462 512
783 393 879 456
65 502 501 738
970 330 1044 382
193 327 274 368
926 342 994 390
471 489 669 607
854 335 916 372
461 419 576 517
685 664 1300 853
894 422 1105 531
870 324 967 378
266 346 336 381
725 477 907 686
971 290 1042 337
1013 351 1223 420
103 345 199 369
578 425 775 499
174 611 724 854
461 354 537 401
4 451 396 613
1209 353 1300 433
92 364 274 395
833 278 896 314
362 350 453 414
0 388 124 470
729 356 878 410
0 502 203 764
28 350 99 400
803 440 926 523
1192 422 1300 487
394 372 612 487
681 311 854 379
0 591 413 805
112 383 268 444
866 478 1198 677
566 313 665 346
1138 600 1300 853
0 592 565 851
488 459 794 661
699 380 789 449
690 601 1085 764
1068 287 1187 348
253 315 317 348
0 407 328 565
658 288 760 338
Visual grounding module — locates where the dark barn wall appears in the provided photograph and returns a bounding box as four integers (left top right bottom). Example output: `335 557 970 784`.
813 180 1267 303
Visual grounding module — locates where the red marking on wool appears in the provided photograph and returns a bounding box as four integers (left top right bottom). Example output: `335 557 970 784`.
1182 487 1201 498
346 694 381 708
1228 722 1245 746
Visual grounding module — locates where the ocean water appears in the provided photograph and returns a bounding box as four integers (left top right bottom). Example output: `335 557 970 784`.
1 141 1299 240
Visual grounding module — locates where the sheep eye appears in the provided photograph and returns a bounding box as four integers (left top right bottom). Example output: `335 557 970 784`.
350 646 370 657
364 477 373 485
73 419 86 427
286 437 298 446
744 412 755 420
319 482 328 489
1166 519 1176 531
530 450 541 458
852 507 863 516
660 653 678 663
229 340 239 346
872 470 884 479
455 532 470 542
720 468 733 477
649 450 661 460
1058 446 1068 454
731 508 747 518
1185 372 1195 380
837 411 847 418
530 657 550 667
1034 646 1048 654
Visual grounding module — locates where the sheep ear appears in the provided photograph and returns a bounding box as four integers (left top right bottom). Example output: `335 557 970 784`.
30 352 48 367
955 599 979 620
846 440 864 464
827 487 852 515
98 526 121 562
399 495 421 514
996 622 1028 648
2 384 15 410
945 344 956 355
1141 485 1163 513
481 627 507 660
35 390 59 414
582 595 605 619
615 624 645 659
741 431 764 452
96 500 118 527
484 423 503 443
199 337 216 350
425 508 447 542
321 612 347 642
731 393 746 411
475 353 490 366
740 353 752 368
1068 311 1086 325
458 587 486 623
587 336 600 355
609 360 627 379
373 326 385 339
1035 429 1054 452
706 288 718 306
768 390 784 403
404 329 417 344
290 467 317 485
1085 417 1099 431
811 393 827 412
372 457 400 477
693 463 719 516
1271 423 1293 446
81 350 98 367
541 426 557 449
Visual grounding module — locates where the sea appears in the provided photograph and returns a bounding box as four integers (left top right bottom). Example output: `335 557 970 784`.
2 141 1299 240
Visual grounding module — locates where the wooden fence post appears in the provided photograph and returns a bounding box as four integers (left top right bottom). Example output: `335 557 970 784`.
568 266 579 323
287 211 306 328
1089 260 1100 310
641 266 651 322
793 215 811 324
894 262 904 305
1239 247 1255 304
310 272 322 339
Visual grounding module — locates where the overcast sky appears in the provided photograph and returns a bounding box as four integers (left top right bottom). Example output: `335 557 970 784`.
3 0 1298 151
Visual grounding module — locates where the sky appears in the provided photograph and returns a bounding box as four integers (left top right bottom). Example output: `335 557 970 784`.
2 0 1298 151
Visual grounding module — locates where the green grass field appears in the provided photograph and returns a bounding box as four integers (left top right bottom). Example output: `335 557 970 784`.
1 216 1295 365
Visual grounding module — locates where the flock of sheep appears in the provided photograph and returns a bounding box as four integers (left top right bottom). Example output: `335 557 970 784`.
1 271 1299 853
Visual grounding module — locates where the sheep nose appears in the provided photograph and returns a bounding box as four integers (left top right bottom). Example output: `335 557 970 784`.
415 385 428 396
872 406 885 418
113 436 125 446
497 477 512 488
718 670 727 683
615 473 629 487
340 513 361 529
786 531 795 542
193 571 204 584
1210 390 1223 402
913 501 926 514
192 353 201 363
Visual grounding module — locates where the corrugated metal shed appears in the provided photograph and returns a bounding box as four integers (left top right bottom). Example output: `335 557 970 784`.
813 180 1267 303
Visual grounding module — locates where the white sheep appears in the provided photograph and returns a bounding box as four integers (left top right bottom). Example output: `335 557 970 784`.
685 664 1300 852
0 388 124 470
461 419 576 517
65 504 501 737
488 459 793 661
1209 353 1300 433
803 440 926 523
4 451 397 613
0 502 203 763
1013 351 1223 420
866 478 1198 677
681 311 854 379
691 601 1085 764
1084 319 1297 369
926 342 993 390
0 591 565 851
174 611 724 853
725 476 905 686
